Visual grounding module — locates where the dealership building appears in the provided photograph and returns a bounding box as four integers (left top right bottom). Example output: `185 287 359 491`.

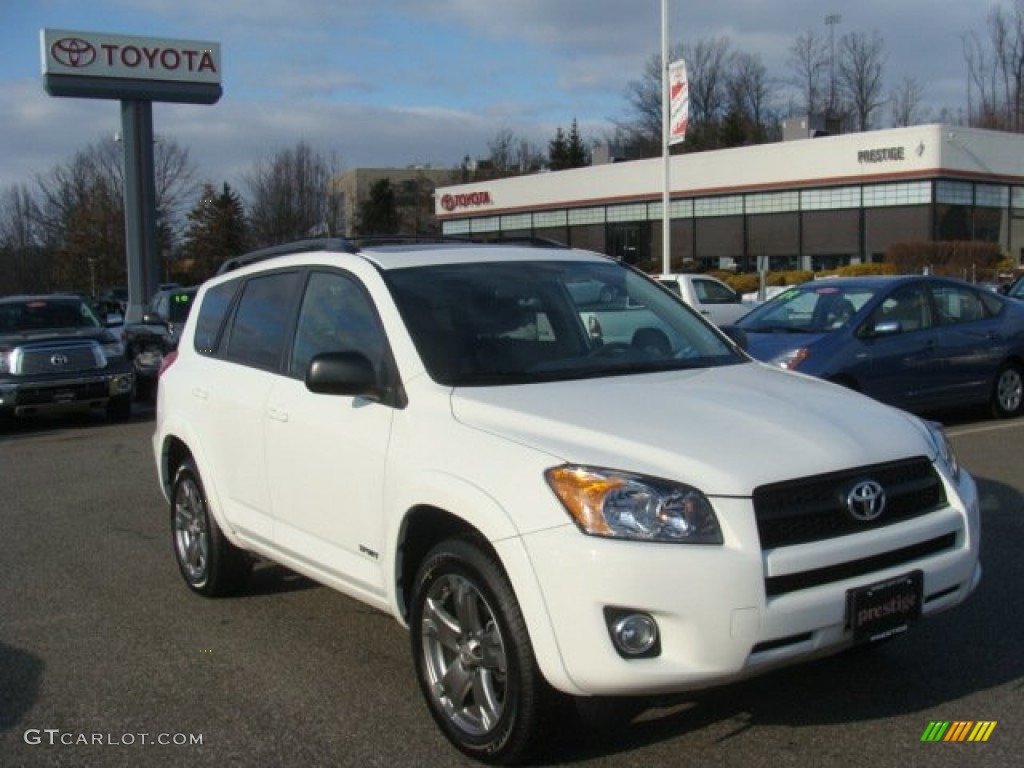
434 124 1024 272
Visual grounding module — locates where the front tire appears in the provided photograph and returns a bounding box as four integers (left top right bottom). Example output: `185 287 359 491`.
992 361 1024 418
410 537 555 765
170 459 251 596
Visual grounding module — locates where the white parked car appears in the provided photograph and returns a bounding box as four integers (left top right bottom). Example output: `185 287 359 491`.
153 240 980 764
651 272 755 325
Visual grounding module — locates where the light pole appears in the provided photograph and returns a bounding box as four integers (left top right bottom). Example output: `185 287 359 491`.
825 14 841 119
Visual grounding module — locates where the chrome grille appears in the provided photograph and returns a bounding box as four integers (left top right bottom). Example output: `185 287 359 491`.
12 342 104 375
753 457 945 549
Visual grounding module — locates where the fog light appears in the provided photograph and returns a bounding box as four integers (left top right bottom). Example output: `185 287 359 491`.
111 375 133 395
605 607 660 658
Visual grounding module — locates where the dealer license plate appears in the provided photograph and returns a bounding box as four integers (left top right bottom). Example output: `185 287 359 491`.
847 570 923 643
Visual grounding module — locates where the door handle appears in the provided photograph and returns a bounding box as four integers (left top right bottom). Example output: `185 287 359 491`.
191 387 208 400
267 407 289 423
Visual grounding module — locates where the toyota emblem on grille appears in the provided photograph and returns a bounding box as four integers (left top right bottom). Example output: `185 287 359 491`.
50 353 71 367
846 480 886 522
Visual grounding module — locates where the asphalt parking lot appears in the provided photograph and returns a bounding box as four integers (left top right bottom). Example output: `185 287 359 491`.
1 404 1021 767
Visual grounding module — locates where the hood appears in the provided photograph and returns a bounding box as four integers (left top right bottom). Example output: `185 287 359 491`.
450 362 931 496
0 327 110 349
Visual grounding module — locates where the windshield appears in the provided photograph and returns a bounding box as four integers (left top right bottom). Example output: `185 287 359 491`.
386 259 742 385
737 283 878 333
0 298 103 334
168 290 197 323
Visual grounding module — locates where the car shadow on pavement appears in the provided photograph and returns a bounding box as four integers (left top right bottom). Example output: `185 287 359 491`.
540 473 1023 763
240 561 321 599
0 640 43 735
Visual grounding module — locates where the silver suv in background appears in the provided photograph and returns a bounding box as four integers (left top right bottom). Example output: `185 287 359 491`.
153 238 980 763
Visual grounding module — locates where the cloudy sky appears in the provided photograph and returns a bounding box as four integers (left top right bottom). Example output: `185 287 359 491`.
0 0 999 196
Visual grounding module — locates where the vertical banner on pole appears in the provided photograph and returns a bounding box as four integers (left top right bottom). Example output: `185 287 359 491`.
669 59 689 146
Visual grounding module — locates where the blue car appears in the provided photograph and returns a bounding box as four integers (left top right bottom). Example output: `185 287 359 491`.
734 275 1024 417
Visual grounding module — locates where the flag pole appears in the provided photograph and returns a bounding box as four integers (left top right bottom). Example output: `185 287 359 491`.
661 0 671 274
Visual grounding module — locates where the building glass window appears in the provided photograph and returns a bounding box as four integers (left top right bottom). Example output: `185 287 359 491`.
800 186 861 210
442 219 470 235
745 191 799 214
863 182 932 207
936 180 973 205
568 207 605 226
695 195 743 218
501 213 532 230
533 210 567 228
976 184 1009 208
607 203 647 223
470 216 500 233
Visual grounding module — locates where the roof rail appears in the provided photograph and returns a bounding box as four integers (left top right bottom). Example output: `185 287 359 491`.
216 238 360 275
214 233 572 275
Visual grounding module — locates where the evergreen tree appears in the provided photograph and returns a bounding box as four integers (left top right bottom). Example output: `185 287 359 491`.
356 179 399 235
182 182 248 281
548 119 591 170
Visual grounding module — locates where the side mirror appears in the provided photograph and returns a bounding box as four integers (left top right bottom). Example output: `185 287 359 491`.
868 319 902 337
305 351 382 400
142 312 165 325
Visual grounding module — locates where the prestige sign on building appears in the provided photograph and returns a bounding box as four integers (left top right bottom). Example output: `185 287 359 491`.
41 28 221 103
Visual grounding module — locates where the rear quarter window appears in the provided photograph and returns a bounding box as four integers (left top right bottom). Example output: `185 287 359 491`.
194 281 238 356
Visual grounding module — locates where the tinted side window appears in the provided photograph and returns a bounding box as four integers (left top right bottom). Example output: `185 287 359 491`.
930 284 990 324
224 272 302 370
290 271 386 377
194 281 238 356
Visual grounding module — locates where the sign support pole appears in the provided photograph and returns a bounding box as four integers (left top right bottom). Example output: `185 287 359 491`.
121 99 159 323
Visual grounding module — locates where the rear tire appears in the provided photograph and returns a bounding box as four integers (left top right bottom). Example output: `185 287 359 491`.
410 537 557 764
170 459 251 596
992 362 1024 418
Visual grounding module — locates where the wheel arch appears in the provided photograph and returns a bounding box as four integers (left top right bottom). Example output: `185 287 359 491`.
393 504 582 696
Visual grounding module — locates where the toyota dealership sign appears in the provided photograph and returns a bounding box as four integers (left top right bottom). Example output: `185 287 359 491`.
41 28 221 104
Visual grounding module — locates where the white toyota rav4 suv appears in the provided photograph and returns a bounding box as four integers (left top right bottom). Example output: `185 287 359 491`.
153 239 980 764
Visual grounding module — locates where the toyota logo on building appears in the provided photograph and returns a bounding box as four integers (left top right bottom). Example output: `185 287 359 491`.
846 479 886 522
50 353 71 367
51 38 97 68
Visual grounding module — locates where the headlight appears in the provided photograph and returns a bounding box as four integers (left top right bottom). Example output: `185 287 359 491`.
545 465 723 544
100 333 125 360
924 420 960 483
771 347 810 370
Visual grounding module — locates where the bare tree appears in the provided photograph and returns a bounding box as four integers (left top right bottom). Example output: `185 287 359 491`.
890 76 926 127
788 30 829 117
483 129 545 176
0 184 51 294
621 43 685 157
29 136 196 292
838 30 887 131
684 36 734 148
244 141 343 247
964 1 1024 131
726 52 777 142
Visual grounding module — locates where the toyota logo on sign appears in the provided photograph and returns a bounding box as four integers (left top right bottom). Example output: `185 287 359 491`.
51 38 97 68
846 480 886 522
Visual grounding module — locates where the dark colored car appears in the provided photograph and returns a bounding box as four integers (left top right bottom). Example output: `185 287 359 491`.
123 286 197 400
1002 274 1024 300
0 294 134 425
734 275 1024 417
